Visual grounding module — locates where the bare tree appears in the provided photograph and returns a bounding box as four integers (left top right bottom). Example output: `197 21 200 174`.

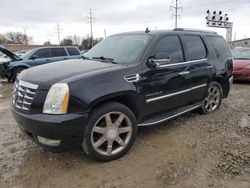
80 36 103 50
5 32 33 44
66 35 82 45
43 41 52 45
0 34 9 44
61 38 73 46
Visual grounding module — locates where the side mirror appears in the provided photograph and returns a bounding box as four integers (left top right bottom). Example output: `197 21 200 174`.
30 55 38 60
147 52 172 68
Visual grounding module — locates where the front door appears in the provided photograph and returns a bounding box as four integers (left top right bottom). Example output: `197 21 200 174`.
140 35 192 117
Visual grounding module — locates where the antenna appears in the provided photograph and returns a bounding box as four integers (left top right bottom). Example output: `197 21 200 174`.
145 27 150 33
170 0 183 28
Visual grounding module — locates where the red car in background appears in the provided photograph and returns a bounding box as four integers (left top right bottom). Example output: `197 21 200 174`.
232 47 250 81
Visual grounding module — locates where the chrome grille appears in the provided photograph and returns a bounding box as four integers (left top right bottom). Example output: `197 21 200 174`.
12 79 38 111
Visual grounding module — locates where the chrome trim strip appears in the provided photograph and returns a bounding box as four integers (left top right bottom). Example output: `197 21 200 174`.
24 95 33 100
179 71 190 75
146 84 207 103
158 59 207 68
206 65 214 69
26 89 36 95
138 105 201 126
22 106 29 110
23 101 31 105
19 80 39 90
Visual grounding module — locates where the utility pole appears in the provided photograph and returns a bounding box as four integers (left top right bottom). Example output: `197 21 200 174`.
55 22 62 45
23 29 28 45
170 0 182 28
87 8 95 48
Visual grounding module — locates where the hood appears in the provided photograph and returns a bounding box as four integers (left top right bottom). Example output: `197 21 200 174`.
19 59 123 90
233 59 250 70
0 45 21 61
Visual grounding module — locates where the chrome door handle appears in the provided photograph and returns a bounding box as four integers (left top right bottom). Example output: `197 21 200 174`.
179 71 190 75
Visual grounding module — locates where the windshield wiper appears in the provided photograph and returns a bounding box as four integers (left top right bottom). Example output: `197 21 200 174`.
81 55 91 60
92 56 118 64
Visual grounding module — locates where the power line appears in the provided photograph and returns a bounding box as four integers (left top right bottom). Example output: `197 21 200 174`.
170 0 183 28
87 8 95 48
55 22 62 45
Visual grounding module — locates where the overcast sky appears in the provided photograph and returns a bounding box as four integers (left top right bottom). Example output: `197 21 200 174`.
0 0 249 44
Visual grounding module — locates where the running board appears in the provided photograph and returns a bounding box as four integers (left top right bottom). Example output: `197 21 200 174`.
138 103 202 126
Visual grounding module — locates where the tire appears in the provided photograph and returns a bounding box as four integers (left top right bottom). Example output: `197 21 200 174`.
200 81 223 114
82 102 137 161
12 67 25 82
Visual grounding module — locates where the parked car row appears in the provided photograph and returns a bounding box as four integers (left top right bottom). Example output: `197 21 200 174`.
12 28 234 161
0 46 81 82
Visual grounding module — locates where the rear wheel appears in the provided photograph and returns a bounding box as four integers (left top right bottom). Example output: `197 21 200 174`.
82 102 137 161
200 82 223 114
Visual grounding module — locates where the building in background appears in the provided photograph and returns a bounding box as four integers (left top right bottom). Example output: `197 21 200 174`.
229 38 250 49
2 44 51 52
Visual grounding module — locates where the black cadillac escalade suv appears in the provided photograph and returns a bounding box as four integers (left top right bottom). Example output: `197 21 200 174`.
12 28 233 161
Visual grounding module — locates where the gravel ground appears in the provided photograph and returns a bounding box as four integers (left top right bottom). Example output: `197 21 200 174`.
0 81 249 188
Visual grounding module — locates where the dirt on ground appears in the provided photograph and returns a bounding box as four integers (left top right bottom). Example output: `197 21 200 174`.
0 81 249 188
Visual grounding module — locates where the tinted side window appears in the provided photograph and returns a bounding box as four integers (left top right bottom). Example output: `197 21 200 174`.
183 35 207 61
32 49 50 58
66 47 80 56
206 36 231 58
154 35 184 63
50 48 67 57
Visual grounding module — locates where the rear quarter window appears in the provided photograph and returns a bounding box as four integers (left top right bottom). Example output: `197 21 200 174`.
206 36 231 58
182 35 207 61
66 47 80 56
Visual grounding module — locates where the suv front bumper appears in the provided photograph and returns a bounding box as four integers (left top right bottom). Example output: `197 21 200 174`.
12 108 88 151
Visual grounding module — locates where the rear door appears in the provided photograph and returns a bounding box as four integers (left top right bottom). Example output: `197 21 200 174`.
179 34 211 103
48 48 68 62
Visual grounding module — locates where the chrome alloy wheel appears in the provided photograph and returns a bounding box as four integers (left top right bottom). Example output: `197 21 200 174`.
204 85 221 112
91 112 133 156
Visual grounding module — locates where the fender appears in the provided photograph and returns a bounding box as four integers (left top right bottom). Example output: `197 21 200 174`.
68 69 144 120
8 61 31 69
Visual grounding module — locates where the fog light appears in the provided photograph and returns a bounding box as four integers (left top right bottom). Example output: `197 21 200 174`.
37 136 61 146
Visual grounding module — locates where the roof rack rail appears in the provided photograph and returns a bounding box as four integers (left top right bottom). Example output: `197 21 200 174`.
173 28 217 34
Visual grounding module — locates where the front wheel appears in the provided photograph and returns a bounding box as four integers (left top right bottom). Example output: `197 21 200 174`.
200 82 223 114
82 102 137 161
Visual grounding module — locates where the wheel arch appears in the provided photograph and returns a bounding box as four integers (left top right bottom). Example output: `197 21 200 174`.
212 76 229 98
89 93 143 122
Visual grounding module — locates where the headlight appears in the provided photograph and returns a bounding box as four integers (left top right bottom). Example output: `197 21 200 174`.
244 65 250 69
43 83 69 114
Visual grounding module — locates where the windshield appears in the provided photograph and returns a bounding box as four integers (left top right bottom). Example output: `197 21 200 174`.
232 49 250 60
20 48 36 59
84 34 151 64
